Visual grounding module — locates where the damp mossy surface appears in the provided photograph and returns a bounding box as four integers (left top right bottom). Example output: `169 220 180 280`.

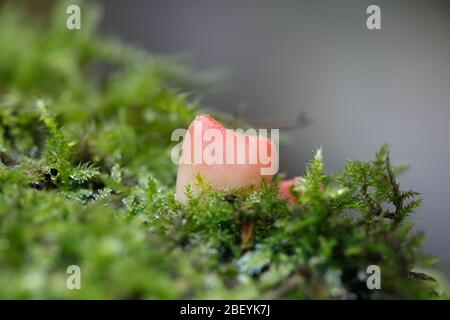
0 1 445 299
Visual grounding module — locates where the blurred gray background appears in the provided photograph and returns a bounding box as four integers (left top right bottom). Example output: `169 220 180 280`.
97 0 450 268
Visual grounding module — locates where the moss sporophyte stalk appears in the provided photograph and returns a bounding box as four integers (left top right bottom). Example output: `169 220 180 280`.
0 1 446 299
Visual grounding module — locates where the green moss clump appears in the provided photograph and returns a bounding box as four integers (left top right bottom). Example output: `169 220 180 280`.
0 1 445 299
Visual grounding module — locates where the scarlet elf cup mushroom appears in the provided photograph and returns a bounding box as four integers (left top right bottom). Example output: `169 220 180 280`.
278 178 300 203
174 114 279 201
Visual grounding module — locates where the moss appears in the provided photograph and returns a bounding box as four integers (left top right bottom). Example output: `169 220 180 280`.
0 1 445 299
